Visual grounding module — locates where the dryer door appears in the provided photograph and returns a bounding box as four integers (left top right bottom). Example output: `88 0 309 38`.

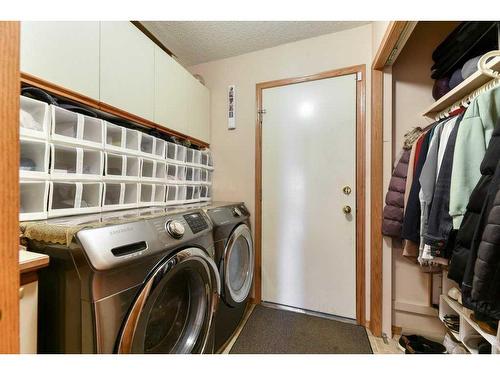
116 247 220 354
222 224 254 306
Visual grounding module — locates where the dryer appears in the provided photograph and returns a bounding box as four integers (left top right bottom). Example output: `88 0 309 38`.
29 208 220 354
205 202 254 352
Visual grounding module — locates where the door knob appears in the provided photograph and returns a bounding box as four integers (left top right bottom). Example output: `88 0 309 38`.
343 205 352 214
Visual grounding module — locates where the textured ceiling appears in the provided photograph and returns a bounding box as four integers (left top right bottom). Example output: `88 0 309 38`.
141 21 371 66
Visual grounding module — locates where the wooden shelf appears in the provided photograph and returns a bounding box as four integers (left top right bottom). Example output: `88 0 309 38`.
423 56 500 118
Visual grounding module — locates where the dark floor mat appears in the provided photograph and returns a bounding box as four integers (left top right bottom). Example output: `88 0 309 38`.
230 305 372 354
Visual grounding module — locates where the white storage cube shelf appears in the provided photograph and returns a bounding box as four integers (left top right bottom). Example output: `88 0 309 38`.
20 96 50 140
153 184 166 206
166 142 186 164
48 181 102 218
104 153 140 181
185 166 201 184
154 138 166 159
51 106 104 149
200 150 214 169
20 138 50 180
200 185 212 202
122 183 139 210
200 168 213 185
139 133 155 157
139 183 155 207
186 148 202 166
140 158 156 181
105 122 125 152
20 180 49 221
166 163 186 183
50 144 103 180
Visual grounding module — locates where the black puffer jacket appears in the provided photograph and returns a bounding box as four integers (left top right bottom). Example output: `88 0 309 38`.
470 163 500 320
448 120 500 285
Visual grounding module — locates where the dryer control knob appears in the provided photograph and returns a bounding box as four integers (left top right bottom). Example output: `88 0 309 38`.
232 207 242 217
166 220 185 239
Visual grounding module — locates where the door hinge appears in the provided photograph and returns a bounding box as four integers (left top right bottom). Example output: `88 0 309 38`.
356 72 362 81
257 109 266 122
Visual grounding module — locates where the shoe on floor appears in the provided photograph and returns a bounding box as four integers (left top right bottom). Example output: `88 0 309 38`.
447 287 462 304
399 334 447 354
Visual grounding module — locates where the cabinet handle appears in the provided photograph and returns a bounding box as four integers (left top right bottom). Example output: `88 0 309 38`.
19 287 25 300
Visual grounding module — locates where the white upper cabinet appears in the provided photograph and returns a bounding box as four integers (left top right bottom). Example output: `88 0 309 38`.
100 22 155 121
154 46 189 135
187 77 211 143
21 22 100 100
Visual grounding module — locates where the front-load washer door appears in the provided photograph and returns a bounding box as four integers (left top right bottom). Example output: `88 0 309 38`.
116 247 220 354
222 224 254 306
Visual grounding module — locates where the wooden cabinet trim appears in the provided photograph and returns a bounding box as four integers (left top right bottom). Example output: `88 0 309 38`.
21 72 209 148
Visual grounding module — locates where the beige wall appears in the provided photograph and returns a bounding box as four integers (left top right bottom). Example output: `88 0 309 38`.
189 24 373 319
391 21 459 336
371 21 390 58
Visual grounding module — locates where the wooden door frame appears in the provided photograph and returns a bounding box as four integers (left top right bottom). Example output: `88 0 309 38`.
370 21 411 336
254 64 366 325
0 21 20 353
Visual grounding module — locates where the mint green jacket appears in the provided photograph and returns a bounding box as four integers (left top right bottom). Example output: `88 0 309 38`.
449 86 500 228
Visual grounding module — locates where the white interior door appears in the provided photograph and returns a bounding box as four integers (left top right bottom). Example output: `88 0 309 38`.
261 74 357 319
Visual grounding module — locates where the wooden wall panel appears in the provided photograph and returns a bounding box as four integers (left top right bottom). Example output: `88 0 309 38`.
0 21 20 354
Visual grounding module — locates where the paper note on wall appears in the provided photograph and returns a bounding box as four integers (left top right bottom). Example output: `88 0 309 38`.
228 85 236 130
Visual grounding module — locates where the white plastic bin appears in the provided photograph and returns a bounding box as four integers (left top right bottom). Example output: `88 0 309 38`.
20 96 50 140
20 138 50 180
176 144 186 164
104 152 125 180
50 144 78 179
200 150 214 169
125 129 140 154
81 148 103 180
105 121 125 152
166 163 186 183
153 184 166 206
185 185 195 203
185 167 201 183
177 185 187 204
20 180 49 221
141 158 156 181
125 155 141 180
102 182 122 211
139 183 154 207
51 105 80 144
122 183 139 209
139 133 154 156
81 115 104 149
155 160 167 181
79 182 103 214
154 138 166 159
48 181 78 217
165 184 178 205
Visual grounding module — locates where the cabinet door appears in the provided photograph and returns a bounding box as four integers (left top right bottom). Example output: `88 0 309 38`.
19 281 38 354
21 21 100 100
100 22 155 121
188 77 210 143
154 46 188 135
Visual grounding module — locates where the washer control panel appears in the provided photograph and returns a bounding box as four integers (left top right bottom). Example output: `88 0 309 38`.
183 212 209 234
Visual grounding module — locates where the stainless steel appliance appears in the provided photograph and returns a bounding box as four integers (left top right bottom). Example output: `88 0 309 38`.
204 202 254 352
29 208 220 354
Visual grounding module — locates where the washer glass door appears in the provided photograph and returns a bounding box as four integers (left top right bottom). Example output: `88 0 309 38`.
223 224 254 305
118 248 219 354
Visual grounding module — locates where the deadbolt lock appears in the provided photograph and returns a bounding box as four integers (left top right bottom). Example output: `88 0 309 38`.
343 205 352 214
342 186 352 195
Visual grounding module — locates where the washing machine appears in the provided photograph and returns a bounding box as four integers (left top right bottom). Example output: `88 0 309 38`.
28 208 220 354
205 202 254 352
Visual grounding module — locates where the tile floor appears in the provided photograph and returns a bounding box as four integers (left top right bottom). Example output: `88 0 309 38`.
222 304 403 354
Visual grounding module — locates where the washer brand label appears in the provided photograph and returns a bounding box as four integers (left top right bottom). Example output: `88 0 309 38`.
109 227 134 236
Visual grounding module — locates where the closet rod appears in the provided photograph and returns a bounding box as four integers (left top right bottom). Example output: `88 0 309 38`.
432 50 500 121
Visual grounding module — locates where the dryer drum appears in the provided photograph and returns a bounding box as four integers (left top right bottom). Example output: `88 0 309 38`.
223 224 254 305
117 248 220 354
